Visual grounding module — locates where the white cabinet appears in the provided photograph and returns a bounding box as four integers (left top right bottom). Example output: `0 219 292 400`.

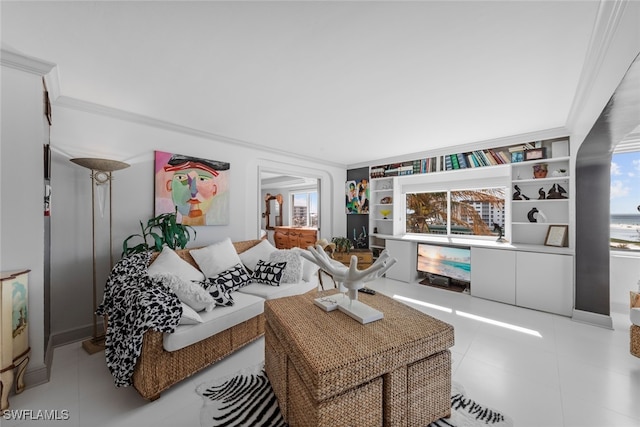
516 251 573 316
470 248 516 304
385 239 418 283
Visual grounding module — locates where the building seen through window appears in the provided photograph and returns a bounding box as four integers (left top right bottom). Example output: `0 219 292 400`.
291 191 318 227
406 188 505 238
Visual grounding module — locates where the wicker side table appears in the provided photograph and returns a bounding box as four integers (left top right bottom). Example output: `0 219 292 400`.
265 290 454 427
631 292 640 358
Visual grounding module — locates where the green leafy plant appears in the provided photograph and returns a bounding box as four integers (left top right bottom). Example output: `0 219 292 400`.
122 210 196 257
331 236 353 253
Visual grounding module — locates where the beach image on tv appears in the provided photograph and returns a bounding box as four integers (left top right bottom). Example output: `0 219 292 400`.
417 244 471 282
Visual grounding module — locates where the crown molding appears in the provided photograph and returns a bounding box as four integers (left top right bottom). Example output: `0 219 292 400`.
53 96 346 169
565 0 628 131
0 48 56 76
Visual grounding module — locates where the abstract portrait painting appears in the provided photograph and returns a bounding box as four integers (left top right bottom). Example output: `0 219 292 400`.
155 151 230 225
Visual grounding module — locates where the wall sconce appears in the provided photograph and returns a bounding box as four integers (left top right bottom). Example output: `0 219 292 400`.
70 157 129 354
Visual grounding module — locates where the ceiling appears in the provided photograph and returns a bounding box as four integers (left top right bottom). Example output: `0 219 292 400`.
1 1 604 166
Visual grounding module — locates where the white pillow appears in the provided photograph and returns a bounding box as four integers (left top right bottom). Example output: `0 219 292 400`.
155 272 216 312
294 248 320 282
179 302 203 325
148 246 205 282
190 238 243 278
239 239 277 272
269 250 303 284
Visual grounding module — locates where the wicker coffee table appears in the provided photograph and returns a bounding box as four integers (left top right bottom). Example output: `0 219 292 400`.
264 290 454 427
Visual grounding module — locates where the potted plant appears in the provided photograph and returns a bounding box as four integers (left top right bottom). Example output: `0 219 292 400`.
331 237 353 253
122 210 196 256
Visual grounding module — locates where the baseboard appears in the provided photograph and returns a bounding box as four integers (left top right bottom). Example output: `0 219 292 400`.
572 309 613 329
51 321 103 348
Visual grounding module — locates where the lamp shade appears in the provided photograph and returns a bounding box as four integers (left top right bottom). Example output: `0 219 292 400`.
70 158 129 172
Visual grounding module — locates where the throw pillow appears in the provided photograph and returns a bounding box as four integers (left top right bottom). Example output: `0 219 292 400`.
190 238 243 278
205 263 251 292
293 248 320 282
207 284 234 307
238 239 277 272
251 260 287 286
269 250 303 284
154 272 216 312
179 302 203 325
148 246 205 282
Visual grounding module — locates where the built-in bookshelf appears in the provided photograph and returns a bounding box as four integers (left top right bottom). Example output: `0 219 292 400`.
369 136 571 250
370 138 568 178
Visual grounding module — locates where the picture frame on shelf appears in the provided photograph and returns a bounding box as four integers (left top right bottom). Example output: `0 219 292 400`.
511 151 524 163
544 225 568 247
524 147 547 161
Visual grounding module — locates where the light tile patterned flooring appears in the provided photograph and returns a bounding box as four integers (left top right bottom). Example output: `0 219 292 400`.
3 277 639 427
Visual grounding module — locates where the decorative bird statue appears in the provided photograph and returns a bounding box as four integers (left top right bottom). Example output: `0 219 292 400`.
538 188 546 199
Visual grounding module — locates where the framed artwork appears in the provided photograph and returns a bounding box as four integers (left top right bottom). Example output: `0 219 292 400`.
345 179 369 214
524 147 547 161
544 225 568 247
155 151 230 226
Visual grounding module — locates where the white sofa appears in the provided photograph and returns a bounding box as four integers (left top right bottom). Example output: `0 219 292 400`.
131 238 318 400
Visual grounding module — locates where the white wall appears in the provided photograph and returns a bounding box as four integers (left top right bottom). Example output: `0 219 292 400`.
0 66 48 378
48 103 346 338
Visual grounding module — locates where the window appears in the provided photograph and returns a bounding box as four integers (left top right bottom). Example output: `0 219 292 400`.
610 151 640 251
291 191 318 227
406 188 506 238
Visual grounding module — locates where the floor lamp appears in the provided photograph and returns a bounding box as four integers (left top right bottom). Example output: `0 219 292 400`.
70 158 129 354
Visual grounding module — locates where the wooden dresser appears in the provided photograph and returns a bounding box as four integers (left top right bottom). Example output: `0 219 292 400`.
274 227 318 249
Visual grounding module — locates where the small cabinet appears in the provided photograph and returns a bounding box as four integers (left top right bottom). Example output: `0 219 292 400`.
331 250 373 270
470 248 516 304
516 252 573 316
1 270 30 410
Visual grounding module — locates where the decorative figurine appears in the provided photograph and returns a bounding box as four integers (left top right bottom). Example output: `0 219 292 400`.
538 188 546 199
527 207 539 222
513 185 530 200
547 184 568 199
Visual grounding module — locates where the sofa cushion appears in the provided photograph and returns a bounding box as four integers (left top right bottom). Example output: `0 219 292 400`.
269 250 303 284
148 246 206 282
239 239 277 272
190 238 243 278
251 260 287 286
163 292 264 352
237 279 317 300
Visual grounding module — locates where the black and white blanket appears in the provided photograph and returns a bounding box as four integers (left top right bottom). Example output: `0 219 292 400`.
96 252 182 387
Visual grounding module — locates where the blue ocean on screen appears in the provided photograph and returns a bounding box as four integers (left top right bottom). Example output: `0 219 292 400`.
610 214 640 241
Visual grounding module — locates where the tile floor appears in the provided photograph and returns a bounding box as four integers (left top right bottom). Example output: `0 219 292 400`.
3 277 640 427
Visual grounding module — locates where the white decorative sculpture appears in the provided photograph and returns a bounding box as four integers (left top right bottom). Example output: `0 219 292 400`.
301 245 397 323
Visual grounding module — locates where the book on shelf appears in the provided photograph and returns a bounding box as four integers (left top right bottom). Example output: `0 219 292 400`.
444 155 453 170
450 154 460 169
456 153 468 168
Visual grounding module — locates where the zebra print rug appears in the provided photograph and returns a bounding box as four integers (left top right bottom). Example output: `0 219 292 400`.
196 363 513 427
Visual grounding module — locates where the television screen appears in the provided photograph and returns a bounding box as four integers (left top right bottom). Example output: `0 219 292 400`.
417 243 471 283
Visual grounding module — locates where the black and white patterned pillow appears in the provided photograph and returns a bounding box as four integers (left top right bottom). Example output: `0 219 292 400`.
208 284 234 307
206 263 251 292
251 260 287 286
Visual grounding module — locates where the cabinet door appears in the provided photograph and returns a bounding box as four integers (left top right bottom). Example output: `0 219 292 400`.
470 248 516 304
385 240 417 283
516 252 573 316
